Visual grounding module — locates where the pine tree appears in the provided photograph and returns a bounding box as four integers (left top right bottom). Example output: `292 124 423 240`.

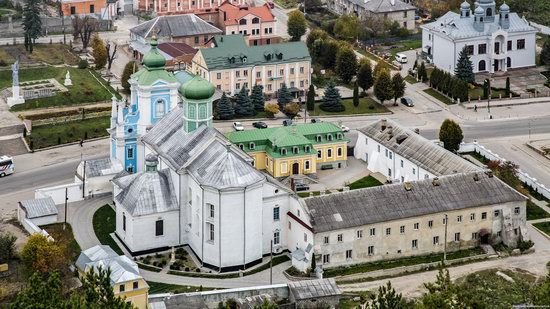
505 77 511 97
418 62 428 82
353 82 359 108
91 34 107 70
391 73 406 104
541 36 550 66
455 46 475 83
306 84 315 111
320 80 344 112
368 281 406 309
335 46 358 84
250 84 265 112
277 83 293 109
439 119 464 152
374 69 394 104
234 87 255 117
22 0 42 53
121 61 137 91
216 92 234 120
357 60 374 93
310 253 316 272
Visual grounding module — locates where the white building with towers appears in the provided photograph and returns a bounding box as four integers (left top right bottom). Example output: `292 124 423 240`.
421 0 537 74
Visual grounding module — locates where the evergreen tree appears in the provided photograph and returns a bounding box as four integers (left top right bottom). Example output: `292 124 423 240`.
353 82 359 108
483 79 490 99
320 80 344 112
10 272 64 308
216 92 235 120
91 33 107 70
505 77 511 97
250 84 265 112
22 0 42 53
391 73 406 104
455 46 475 83
374 69 393 104
306 84 315 111
335 46 358 84
439 119 464 152
540 36 550 66
121 61 137 91
234 87 255 117
277 83 293 109
310 253 316 272
418 62 428 82
368 281 407 309
287 10 307 41
356 60 374 93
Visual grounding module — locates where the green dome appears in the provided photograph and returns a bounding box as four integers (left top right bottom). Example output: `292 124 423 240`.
180 76 215 100
143 39 166 70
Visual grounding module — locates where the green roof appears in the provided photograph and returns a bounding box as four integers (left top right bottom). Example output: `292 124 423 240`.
131 39 178 86
180 75 215 100
200 35 311 71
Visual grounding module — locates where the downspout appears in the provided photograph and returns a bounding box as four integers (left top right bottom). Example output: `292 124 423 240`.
179 174 182 245
243 185 247 269
218 189 221 272
200 184 205 267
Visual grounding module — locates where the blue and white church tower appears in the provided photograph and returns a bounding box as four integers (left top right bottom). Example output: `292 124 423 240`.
110 38 180 173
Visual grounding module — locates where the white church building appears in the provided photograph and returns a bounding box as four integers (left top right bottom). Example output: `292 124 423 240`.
421 0 537 74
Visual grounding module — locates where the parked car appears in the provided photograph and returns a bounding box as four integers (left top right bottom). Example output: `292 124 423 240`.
340 124 350 132
395 53 408 63
252 121 268 129
267 1 274 8
295 183 310 192
400 97 414 107
233 122 244 131
283 119 293 126
311 118 321 123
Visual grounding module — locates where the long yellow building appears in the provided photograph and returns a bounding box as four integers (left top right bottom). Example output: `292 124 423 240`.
227 122 349 178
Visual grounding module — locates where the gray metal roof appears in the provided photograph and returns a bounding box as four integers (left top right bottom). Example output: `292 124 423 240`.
358 119 481 176
149 294 207 309
288 278 341 301
76 245 142 285
130 14 222 40
422 11 536 40
113 169 179 216
350 0 415 13
20 197 58 219
304 172 526 233
86 157 118 178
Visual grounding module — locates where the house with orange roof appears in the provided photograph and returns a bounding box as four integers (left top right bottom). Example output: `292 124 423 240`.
217 1 280 46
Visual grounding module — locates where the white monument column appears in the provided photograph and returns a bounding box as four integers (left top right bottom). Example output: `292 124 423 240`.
7 60 25 107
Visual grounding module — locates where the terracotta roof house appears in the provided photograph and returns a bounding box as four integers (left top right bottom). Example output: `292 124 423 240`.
157 42 198 70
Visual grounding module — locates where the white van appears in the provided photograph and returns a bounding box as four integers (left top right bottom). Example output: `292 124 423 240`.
395 53 408 64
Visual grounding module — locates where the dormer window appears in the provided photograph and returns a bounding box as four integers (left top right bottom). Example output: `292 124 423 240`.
327 134 333 141
316 135 322 142
242 56 247 63
252 17 259 24
239 144 244 150
305 145 311 152
155 99 165 117
337 133 342 139
281 148 287 155
249 142 255 150
292 146 299 154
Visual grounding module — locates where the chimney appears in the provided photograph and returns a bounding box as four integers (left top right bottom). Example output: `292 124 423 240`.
404 182 412 191
432 177 440 186
380 119 387 131
473 173 480 182
387 126 393 140
390 0 395 5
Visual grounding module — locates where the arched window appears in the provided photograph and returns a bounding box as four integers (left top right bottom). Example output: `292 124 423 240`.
155 99 165 117
305 160 310 170
239 19 247 25
480 17 484 22
337 147 343 157
189 105 196 118
327 134 333 141
486 8 492 17
281 148 287 155
478 60 486 71
293 146 299 154
316 135 322 142
305 145 311 152
506 57 511 68
252 17 259 24
327 148 332 158
199 105 207 119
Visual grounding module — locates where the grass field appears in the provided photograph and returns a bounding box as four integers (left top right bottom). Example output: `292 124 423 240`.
389 39 422 58
0 44 79 66
423 88 455 105
309 97 390 116
469 86 509 100
527 200 550 221
533 221 550 237
26 116 110 149
92 205 124 255
348 175 383 190
404 75 419 84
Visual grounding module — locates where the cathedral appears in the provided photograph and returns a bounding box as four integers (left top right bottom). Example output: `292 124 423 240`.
107 38 313 272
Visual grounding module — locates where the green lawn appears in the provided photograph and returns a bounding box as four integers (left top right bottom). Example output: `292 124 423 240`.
309 98 390 116
147 281 219 294
26 116 110 149
469 86 508 100
297 190 332 198
42 223 81 262
533 222 550 237
323 247 484 278
404 75 419 84
348 175 383 190
92 205 124 255
389 39 422 58
3 67 121 111
527 200 550 221
423 88 455 105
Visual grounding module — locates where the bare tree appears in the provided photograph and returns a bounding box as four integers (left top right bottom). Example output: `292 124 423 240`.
105 41 118 71
72 16 98 50
362 14 388 45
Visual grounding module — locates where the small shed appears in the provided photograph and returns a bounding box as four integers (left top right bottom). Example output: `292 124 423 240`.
288 278 342 308
18 197 58 227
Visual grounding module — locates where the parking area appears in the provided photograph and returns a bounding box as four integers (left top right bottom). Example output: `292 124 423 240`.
308 156 371 192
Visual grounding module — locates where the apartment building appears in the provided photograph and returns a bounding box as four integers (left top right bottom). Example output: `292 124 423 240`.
136 0 245 16
327 0 416 31
218 2 280 46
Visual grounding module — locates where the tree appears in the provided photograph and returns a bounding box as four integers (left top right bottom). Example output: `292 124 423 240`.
541 36 550 66
320 80 344 112
234 87 255 117
357 60 374 93
306 84 315 111
333 14 359 42
105 41 118 71
22 0 42 53
367 281 407 309
121 61 137 91
505 77 511 97
254 299 279 309
277 83 293 109
391 73 406 104
75 267 134 308
306 28 328 53
310 253 316 272
373 60 388 80
374 69 393 105
316 39 340 70
91 34 107 70
335 46 358 84
216 92 235 120
0 232 16 263
362 15 388 44
418 62 428 82
287 10 307 41
439 119 463 152
455 46 475 83
250 84 265 112
284 102 300 119
353 82 359 108
21 234 66 274
420 265 462 309
72 16 98 50
264 103 280 118
10 272 64 308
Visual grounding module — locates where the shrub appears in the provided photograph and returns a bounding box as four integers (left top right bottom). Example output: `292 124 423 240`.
185 267 190 271
175 248 186 255
196 268 201 273
78 59 88 69
517 240 534 252
160 258 167 266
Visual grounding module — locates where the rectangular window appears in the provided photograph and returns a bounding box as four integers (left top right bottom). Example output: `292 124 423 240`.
472 232 478 240
89 4 95 13
482 212 487 220
317 150 322 159
514 207 520 215
517 39 525 50
413 223 419 230
122 214 126 231
217 73 221 79
497 231 502 237
443 217 448 225
478 43 487 54
457 215 463 223
194 36 199 44
389 152 393 159
385 227 391 235
368 246 374 255
507 40 512 51
454 232 461 242
385 149 388 157
267 84 272 91
127 147 134 159
267 70 272 77
470 213 475 221
400 160 404 168
377 145 380 152
413 168 416 175
155 220 164 236
356 230 363 239
300 67 304 73
412 239 418 249
346 249 352 259
290 68 295 74
369 228 376 236
466 45 474 55
236 83 240 90
433 236 439 245
119 284 125 292
209 204 214 218
337 234 343 242
133 281 138 290
323 254 330 264
208 223 215 241
400 225 405 234
324 236 329 244
236 71 240 77
514 228 518 235
428 220 433 228
243 70 248 77
256 72 261 78
494 210 500 217
279 69 284 76
274 231 280 245
204 35 208 43
273 207 280 221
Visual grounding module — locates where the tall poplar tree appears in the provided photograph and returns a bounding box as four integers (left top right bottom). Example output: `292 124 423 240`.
22 0 43 53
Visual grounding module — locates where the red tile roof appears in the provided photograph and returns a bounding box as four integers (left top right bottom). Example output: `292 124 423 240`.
219 1 275 26
157 42 198 58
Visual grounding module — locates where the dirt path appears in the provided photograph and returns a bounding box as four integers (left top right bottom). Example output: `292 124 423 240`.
15 101 111 117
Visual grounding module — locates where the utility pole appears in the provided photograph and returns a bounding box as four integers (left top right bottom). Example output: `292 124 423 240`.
443 214 448 265
58 0 66 44
269 240 273 285
82 160 87 199
63 187 68 230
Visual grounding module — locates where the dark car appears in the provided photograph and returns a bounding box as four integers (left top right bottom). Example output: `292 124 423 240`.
267 1 275 8
295 183 310 192
310 118 321 123
283 119 293 126
400 97 414 107
252 121 268 129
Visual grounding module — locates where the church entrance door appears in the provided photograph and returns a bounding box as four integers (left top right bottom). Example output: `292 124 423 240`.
494 59 500 72
292 162 300 175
